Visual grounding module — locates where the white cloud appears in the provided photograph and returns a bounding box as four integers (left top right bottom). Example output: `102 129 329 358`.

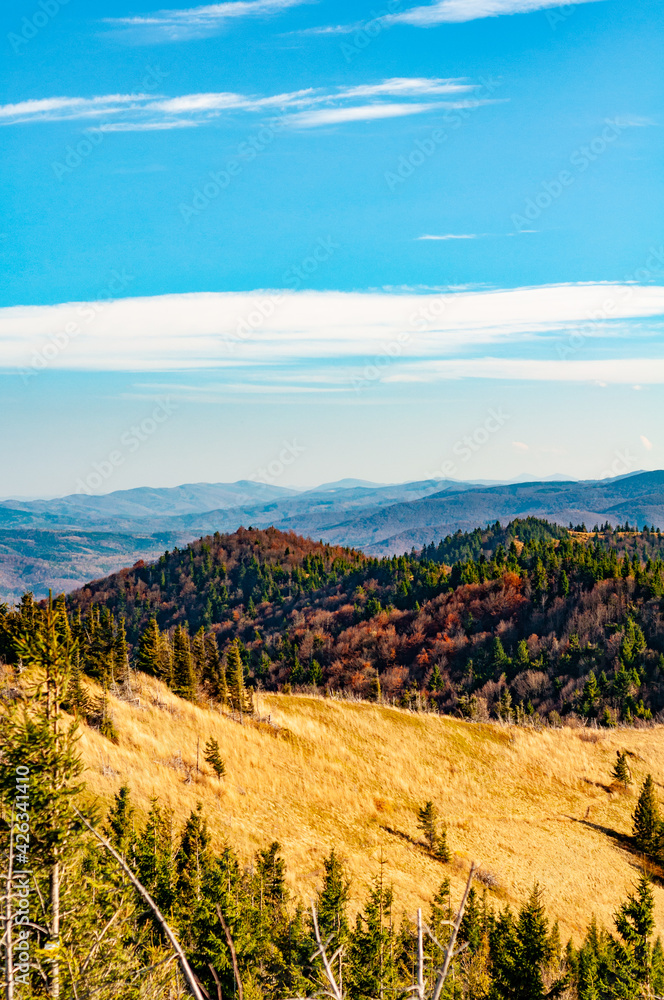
151 92 249 113
0 78 476 130
2 284 664 378
0 94 154 122
418 234 481 240
512 441 530 451
391 0 604 26
335 78 473 99
284 102 439 128
106 0 307 39
385 358 664 384
641 435 653 450
95 120 201 132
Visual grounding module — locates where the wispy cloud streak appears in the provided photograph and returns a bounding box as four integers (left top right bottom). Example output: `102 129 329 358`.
0 78 489 130
105 0 308 40
390 0 604 26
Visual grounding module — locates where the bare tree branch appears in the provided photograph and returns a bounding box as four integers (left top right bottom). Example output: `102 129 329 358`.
207 962 223 1000
73 807 205 1000
310 903 343 1000
430 863 478 1000
215 905 243 1000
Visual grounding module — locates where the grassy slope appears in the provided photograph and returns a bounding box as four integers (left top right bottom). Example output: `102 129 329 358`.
79 676 664 943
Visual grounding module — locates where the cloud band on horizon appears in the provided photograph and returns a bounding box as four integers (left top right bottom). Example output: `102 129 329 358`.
2 285 664 391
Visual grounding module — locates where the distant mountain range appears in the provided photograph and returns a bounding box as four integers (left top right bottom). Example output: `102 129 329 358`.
2 471 664 603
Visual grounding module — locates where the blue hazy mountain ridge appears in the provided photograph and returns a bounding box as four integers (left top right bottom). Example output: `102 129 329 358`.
2 472 664 604
0 480 299 523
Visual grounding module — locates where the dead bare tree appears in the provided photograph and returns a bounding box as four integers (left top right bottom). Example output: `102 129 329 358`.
406 862 479 1000
310 902 343 1000
296 864 478 1000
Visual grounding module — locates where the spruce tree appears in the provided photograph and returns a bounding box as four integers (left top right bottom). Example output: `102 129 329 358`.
417 800 439 852
113 616 129 684
459 887 483 955
612 873 656 994
203 736 226 778
315 849 351 993
136 617 161 676
611 750 631 789
103 784 134 858
6 597 85 998
434 826 451 862
172 624 196 701
205 632 229 704
176 803 212 910
348 874 395 1000
632 774 661 855
133 799 177 915
227 640 253 717
192 626 206 682
491 886 567 999
256 841 288 908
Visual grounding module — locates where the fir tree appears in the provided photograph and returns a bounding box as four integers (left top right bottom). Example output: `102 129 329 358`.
491 885 567 999
227 640 253 717
133 799 177 915
459 886 483 955
192 626 206 682
612 873 657 994
113 615 129 684
315 849 351 993
172 624 196 701
206 631 229 704
136 617 161 676
176 803 212 910
256 841 288 909
5 597 85 998
611 750 632 789
349 872 395 1000
417 800 439 853
632 774 661 855
103 784 134 857
203 736 226 778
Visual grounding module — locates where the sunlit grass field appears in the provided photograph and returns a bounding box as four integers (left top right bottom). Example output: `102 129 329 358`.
78 675 664 942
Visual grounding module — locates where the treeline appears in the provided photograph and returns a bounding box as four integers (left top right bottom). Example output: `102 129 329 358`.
4 522 664 724
419 517 568 566
420 518 664 567
1 602 664 999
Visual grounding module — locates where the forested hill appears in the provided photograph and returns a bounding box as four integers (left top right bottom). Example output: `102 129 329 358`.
4 519 664 725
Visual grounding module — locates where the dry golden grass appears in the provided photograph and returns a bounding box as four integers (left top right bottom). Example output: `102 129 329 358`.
79 675 664 943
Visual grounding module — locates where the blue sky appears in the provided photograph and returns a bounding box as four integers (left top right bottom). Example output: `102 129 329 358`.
1 0 663 496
